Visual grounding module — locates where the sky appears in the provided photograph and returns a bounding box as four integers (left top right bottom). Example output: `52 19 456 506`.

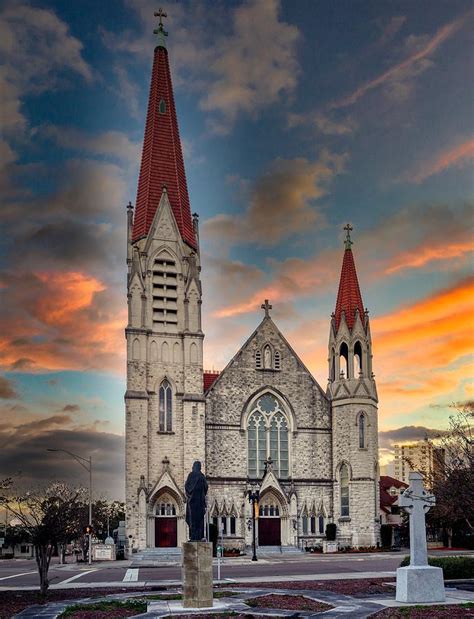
0 0 472 500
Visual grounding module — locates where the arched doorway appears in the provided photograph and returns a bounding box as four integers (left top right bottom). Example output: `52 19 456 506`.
258 495 282 546
154 494 178 548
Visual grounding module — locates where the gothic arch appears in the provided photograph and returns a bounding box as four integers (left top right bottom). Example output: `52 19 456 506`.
147 245 182 274
190 341 198 364
259 487 289 518
240 386 296 432
357 411 367 448
173 341 181 363
148 485 184 516
132 338 140 360
150 340 158 362
161 341 169 362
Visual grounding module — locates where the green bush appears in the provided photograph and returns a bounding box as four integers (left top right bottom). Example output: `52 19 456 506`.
326 523 337 541
400 555 474 579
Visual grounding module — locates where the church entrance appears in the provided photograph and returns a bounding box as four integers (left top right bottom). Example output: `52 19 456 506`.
154 499 177 547
258 502 281 546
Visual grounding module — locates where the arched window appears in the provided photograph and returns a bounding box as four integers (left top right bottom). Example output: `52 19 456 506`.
274 350 281 370
330 348 335 381
247 393 289 478
159 380 172 432
318 514 325 534
340 464 350 517
358 412 366 449
255 349 262 369
159 98 166 114
354 341 363 376
339 342 348 378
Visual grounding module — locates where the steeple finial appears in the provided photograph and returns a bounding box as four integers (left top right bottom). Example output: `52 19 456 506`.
343 223 353 250
153 8 168 48
261 299 272 318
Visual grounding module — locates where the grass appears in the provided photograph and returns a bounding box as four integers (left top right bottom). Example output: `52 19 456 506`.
58 599 147 617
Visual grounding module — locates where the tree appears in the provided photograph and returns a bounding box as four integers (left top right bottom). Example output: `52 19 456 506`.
92 500 125 541
0 483 84 597
428 407 474 546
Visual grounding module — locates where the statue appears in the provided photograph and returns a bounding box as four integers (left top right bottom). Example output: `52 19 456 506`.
185 461 208 541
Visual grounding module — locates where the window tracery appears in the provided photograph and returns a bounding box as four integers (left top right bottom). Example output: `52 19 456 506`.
247 393 289 478
159 379 172 432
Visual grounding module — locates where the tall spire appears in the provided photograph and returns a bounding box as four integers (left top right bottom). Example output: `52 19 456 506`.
132 11 197 248
334 224 364 331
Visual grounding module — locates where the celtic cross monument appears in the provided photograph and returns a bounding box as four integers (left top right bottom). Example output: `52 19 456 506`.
396 471 445 603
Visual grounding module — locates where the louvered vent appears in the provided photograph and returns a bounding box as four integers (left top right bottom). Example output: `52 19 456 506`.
152 258 178 328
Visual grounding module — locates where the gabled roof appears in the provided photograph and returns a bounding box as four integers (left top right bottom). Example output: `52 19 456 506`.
132 43 196 249
205 315 327 400
379 475 408 511
334 229 365 331
203 371 220 393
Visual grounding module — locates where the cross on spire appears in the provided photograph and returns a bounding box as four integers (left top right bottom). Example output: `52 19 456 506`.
344 223 353 250
261 299 272 318
153 8 168 45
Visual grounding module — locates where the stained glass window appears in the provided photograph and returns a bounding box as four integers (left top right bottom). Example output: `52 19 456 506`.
247 393 289 478
359 412 366 448
159 379 172 431
340 464 350 517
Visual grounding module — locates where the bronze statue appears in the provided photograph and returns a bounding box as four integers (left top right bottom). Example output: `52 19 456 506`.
185 461 208 541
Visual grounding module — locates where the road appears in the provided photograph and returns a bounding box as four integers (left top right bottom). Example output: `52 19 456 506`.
0 550 471 589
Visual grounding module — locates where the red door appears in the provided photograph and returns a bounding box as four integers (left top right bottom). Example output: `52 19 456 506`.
155 518 177 547
258 518 281 546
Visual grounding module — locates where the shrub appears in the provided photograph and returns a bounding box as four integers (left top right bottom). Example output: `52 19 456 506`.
399 556 474 579
326 523 337 541
380 524 393 548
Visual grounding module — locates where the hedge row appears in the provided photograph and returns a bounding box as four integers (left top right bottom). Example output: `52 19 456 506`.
400 556 474 579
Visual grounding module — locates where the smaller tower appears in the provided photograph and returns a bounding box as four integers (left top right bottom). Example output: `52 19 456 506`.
328 225 379 547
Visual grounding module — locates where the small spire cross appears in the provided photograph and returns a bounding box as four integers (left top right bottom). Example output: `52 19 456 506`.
261 299 272 318
344 223 353 250
153 8 168 37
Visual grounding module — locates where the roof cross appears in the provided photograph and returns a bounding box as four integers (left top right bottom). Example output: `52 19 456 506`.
153 8 168 39
261 299 272 318
344 223 353 250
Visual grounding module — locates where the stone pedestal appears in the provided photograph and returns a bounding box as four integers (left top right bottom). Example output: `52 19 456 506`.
182 541 213 609
396 566 445 603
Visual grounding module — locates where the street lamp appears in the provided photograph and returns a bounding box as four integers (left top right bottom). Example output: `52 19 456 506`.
247 486 260 562
47 449 93 565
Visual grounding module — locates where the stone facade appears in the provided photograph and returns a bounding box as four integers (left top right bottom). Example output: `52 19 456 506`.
125 191 380 552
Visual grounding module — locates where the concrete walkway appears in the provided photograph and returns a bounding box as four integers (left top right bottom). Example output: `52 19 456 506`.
12 584 474 619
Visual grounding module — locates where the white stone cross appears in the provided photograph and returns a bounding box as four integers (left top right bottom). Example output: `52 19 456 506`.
399 471 435 567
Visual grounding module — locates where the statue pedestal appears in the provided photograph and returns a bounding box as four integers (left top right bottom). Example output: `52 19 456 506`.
396 566 445 603
182 541 213 608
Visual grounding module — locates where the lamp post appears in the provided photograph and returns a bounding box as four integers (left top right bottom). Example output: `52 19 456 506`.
247 486 260 562
47 449 93 565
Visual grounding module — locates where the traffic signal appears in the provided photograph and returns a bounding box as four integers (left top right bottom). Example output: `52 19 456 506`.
83 525 93 535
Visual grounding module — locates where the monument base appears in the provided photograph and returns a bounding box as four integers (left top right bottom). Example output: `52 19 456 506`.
396 565 445 603
182 541 213 609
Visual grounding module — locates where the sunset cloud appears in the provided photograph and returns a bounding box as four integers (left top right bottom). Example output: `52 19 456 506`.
330 12 468 108
204 150 347 246
211 202 472 318
408 138 474 183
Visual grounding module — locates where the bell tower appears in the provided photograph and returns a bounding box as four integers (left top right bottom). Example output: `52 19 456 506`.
328 225 379 547
125 12 205 552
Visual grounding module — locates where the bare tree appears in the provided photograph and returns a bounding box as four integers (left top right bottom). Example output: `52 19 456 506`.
0 482 84 597
429 407 474 546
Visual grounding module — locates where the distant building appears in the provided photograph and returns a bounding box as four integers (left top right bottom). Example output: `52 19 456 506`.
393 441 445 487
379 475 408 526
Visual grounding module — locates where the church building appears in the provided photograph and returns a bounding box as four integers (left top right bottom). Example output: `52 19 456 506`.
125 19 380 554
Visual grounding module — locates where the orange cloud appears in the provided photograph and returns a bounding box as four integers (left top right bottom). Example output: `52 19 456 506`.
410 138 474 183
385 240 473 274
0 270 126 373
331 13 467 108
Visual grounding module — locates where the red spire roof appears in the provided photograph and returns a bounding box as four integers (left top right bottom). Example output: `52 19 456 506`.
132 42 196 248
334 225 365 331
203 371 220 392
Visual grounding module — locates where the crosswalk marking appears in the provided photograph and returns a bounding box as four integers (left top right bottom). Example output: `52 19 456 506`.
0 571 36 581
123 568 139 582
59 569 97 584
